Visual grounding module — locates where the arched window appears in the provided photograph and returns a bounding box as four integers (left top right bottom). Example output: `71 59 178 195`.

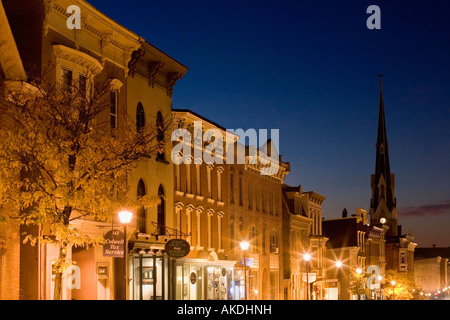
137 179 146 233
250 226 259 253
270 230 278 253
136 102 145 131
157 185 165 235
156 111 165 160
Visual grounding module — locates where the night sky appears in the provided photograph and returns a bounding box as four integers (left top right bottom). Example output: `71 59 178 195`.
87 0 450 246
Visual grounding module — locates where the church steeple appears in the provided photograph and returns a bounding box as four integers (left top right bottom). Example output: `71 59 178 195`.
369 76 398 235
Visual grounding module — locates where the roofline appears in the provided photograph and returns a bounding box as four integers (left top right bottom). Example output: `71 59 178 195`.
173 108 228 133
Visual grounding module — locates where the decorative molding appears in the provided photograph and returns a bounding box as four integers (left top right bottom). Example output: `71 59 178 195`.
166 72 182 97
100 32 114 65
53 44 103 75
147 60 164 87
175 190 185 197
43 0 54 37
216 166 224 173
195 206 204 214
109 78 123 91
185 204 195 213
127 48 145 77
175 202 184 210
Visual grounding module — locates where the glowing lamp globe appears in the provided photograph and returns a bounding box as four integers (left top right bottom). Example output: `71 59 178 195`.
118 210 133 224
240 241 250 251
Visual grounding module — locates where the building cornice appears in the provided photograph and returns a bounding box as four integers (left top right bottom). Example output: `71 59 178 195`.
45 0 143 75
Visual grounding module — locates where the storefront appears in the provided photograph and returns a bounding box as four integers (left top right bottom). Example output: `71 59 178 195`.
324 279 339 300
129 251 170 300
127 239 175 300
174 252 237 300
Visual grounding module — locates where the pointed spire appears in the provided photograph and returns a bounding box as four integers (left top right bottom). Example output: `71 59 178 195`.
373 75 395 210
377 75 387 147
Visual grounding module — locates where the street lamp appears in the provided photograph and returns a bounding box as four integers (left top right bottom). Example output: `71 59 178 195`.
240 241 249 300
119 210 132 300
355 268 363 300
335 261 342 268
377 276 383 300
303 253 311 300
391 280 396 300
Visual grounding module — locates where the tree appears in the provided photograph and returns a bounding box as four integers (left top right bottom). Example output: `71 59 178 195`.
383 270 416 300
348 269 368 300
0 72 169 299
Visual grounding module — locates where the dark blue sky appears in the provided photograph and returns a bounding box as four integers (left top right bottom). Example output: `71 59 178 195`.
88 0 450 246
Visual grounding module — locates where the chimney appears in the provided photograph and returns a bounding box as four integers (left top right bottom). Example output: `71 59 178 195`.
342 208 348 218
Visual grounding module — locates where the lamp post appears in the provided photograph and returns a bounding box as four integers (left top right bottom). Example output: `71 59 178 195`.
378 276 383 300
240 241 249 300
304 253 311 300
119 210 132 301
391 280 396 300
355 268 362 300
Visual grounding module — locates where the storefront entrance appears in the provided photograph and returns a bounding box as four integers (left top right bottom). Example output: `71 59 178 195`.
174 253 236 300
130 253 170 300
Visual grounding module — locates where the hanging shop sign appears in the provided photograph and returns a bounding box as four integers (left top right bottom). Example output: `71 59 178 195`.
103 229 124 257
164 238 190 258
190 272 197 285
239 258 254 267
302 272 316 283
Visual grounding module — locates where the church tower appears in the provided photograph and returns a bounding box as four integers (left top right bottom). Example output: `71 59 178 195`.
369 77 399 236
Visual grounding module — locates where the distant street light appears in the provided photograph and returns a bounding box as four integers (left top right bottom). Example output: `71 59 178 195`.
391 280 396 300
240 241 250 300
303 253 311 300
335 261 342 268
119 210 133 300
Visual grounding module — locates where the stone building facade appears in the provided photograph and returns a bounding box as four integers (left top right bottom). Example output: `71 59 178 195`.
227 141 290 300
170 109 237 300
